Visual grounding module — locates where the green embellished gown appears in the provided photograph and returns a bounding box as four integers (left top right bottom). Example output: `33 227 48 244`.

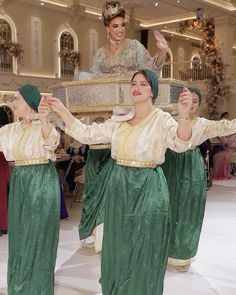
65 108 191 295
79 147 112 241
161 148 206 265
0 121 60 295
161 116 236 267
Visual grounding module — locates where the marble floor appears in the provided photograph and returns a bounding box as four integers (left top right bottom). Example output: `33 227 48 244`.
1 178 236 295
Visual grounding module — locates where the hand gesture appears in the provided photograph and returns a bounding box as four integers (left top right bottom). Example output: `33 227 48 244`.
46 96 68 116
178 88 193 119
38 96 50 123
153 30 168 51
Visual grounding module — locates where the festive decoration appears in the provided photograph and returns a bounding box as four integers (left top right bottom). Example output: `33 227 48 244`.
0 37 23 63
179 18 230 119
59 48 81 68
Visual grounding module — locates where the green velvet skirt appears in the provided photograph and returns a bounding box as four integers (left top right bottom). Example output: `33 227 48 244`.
161 149 207 264
100 160 171 295
79 148 112 240
7 162 60 295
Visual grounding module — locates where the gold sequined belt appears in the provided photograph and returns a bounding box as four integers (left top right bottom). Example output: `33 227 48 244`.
116 158 156 168
15 159 49 166
89 144 111 150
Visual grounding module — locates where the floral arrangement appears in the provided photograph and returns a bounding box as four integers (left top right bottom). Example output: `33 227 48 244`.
0 37 23 63
59 48 81 68
179 18 230 119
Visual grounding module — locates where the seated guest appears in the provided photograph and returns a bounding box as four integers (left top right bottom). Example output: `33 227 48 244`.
61 141 89 192
211 133 236 179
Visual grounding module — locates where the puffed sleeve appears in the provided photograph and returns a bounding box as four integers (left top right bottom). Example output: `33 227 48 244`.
65 118 114 145
193 117 236 146
135 40 164 73
40 126 60 152
161 112 191 152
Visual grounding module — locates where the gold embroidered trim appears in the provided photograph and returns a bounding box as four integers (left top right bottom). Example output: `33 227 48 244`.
89 144 111 150
15 159 49 166
116 158 156 168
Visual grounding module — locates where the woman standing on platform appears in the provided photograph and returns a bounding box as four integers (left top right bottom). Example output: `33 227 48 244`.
90 1 168 76
161 87 236 271
0 84 60 295
47 69 193 295
78 0 169 252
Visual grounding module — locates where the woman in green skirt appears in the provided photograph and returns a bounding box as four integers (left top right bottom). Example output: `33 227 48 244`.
161 87 236 271
47 69 193 295
0 84 60 295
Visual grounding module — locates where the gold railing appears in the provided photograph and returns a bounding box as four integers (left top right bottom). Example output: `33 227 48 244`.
161 61 212 82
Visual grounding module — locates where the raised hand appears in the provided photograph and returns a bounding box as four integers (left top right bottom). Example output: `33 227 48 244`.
153 30 168 51
47 96 75 129
46 96 68 116
178 88 193 119
38 96 50 123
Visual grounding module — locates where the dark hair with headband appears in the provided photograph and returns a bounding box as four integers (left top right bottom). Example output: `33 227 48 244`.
102 1 126 26
131 69 159 104
188 87 202 105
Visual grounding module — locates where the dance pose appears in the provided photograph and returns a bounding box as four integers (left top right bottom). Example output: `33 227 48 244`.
0 84 60 294
46 69 192 295
78 0 169 252
161 87 236 271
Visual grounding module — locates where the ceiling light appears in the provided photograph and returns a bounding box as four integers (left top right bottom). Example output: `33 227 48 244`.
149 0 158 6
39 0 68 8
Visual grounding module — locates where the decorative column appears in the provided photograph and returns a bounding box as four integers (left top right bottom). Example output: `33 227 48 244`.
215 16 235 79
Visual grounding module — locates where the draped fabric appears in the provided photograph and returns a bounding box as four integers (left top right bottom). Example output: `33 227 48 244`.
161 149 206 263
79 148 112 240
100 160 171 295
7 162 60 295
0 152 8 231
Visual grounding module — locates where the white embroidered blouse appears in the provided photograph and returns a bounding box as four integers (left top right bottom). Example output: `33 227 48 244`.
65 108 190 165
191 117 236 147
0 121 60 161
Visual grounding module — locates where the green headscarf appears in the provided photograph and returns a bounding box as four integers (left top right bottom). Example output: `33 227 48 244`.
17 84 41 112
131 69 159 104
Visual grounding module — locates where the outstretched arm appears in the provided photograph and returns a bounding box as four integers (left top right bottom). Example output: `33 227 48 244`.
47 96 75 129
176 89 193 141
47 96 113 145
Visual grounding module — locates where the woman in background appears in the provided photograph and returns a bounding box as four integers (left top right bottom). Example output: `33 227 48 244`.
162 87 236 271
